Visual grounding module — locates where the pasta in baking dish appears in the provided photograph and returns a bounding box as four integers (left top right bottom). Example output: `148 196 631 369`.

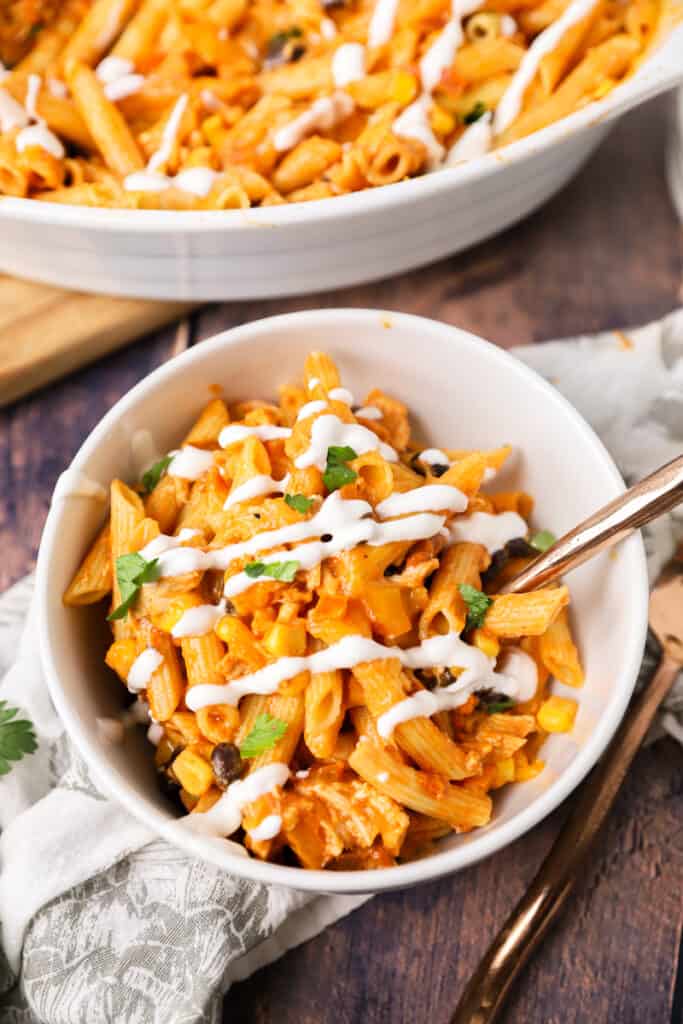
0 0 662 206
65 351 584 869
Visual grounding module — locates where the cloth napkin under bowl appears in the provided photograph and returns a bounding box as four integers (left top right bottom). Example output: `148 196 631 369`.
2 309 683 1024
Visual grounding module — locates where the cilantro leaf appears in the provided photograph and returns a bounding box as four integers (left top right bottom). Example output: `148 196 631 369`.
530 529 556 553
239 713 289 758
285 493 314 514
142 454 173 494
244 559 300 582
0 701 38 776
475 690 516 715
323 445 358 492
486 699 516 714
458 583 493 631
108 553 160 621
464 101 487 124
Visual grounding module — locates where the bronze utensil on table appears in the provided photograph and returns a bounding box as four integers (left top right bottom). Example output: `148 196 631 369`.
452 453 683 1024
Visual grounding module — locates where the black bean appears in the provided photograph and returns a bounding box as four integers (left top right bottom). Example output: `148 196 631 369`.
211 742 244 789
431 464 449 477
506 537 536 558
321 533 333 542
384 564 401 577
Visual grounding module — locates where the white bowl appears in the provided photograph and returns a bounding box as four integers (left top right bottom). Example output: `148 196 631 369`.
37 309 648 894
2 22 682 301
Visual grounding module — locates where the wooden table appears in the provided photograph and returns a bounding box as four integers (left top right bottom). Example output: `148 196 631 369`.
2 95 682 1024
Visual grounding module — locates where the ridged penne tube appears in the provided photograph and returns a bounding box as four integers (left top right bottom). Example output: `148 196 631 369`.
63 525 112 605
109 479 145 635
111 0 170 61
420 542 489 638
353 659 480 780
486 585 570 637
304 669 345 758
181 633 225 686
16 0 90 73
349 737 492 829
538 608 584 686
182 398 230 447
62 0 141 68
303 351 341 395
273 136 342 194
137 620 185 721
66 62 145 176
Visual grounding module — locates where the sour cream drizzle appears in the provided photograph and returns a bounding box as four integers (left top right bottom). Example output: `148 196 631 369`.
124 94 209 194
184 763 289 838
96 55 145 101
126 648 163 692
294 414 397 469
168 445 215 480
224 473 291 509
171 600 227 638
273 91 355 153
14 74 65 158
332 43 365 87
187 631 528 710
247 813 283 841
376 484 467 519
296 399 328 421
219 424 292 446
376 644 538 737
419 448 450 466
446 510 527 553
368 0 401 48
355 405 382 420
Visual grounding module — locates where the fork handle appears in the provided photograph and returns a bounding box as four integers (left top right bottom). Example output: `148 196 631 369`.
451 654 680 1024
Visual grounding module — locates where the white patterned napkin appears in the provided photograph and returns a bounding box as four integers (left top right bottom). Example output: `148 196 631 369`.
1 309 683 1023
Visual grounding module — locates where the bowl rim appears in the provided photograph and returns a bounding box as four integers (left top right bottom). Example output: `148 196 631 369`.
2 25 682 236
36 308 649 893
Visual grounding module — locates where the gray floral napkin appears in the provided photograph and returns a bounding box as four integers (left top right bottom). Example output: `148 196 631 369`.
1 309 683 1024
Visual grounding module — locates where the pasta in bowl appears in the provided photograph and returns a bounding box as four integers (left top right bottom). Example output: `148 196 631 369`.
0 0 674 207
37 310 648 890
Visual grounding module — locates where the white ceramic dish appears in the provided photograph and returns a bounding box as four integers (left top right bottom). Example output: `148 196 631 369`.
2 21 682 301
666 87 683 222
37 309 648 894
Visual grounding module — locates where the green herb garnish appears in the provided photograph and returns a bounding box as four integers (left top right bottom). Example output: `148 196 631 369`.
323 445 358 492
458 583 493 631
142 454 173 495
269 25 303 47
239 713 289 758
285 493 314 514
464 101 487 124
530 530 556 553
244 559 300 582
108 553 160 621
486 699 516 714
0 701 38 776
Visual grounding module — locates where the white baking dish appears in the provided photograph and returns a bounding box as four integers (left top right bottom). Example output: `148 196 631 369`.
1 22 682 301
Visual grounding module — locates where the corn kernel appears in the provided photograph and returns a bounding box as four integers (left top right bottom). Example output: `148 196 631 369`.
537 696 578 733
593 79 616 100
471 628 500 659
264 621 307 658
172 748 214 796
391 70 419 106
153 593 201 633
430 102 455 136
493 757 515 787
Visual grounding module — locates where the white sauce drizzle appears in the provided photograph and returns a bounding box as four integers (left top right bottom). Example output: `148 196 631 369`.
147 722 164 746
307 377 320 391
419 448 450 466
149 93 188 171
186 631 514 710
376 771 390 783
296 399 328 421
223 508 444 598
104 74 146 101
247 813 283 841
273 91 354 153
368 0 401 48
294 414 397 469
219 424 292 447
0 90 23 133
139 528 200 560
500 14 518 35
124 166 218 196
332 43 365 87
445 111 493 164
139 528 205 577
224 473 290 509
328 386 355 404
0 62 8 83
96 56 134 83
184 763 289 838
126 648 163 692
51 467 108 503
168 445 215 480
493 0 601 135
376 643 538 738
13 74 65 158
354 405 382 420
47 78 68 98
171 600 227 639
446 510 527 553
376 484 467 519
393 95 444 166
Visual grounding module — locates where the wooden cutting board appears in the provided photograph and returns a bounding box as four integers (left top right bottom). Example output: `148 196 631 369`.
0 275 194 407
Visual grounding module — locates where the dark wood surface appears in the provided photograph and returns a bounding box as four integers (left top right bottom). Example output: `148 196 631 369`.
2 95 682 1024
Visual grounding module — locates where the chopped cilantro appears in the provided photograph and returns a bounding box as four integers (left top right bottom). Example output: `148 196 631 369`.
244 559 300 582
285 493 314 514
530 530 557 553
0 701 38 776
108 553 160 621
323 445 358 492
458 583 493 631
141 454 173 494
239 713 289 758
464 101 487 124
